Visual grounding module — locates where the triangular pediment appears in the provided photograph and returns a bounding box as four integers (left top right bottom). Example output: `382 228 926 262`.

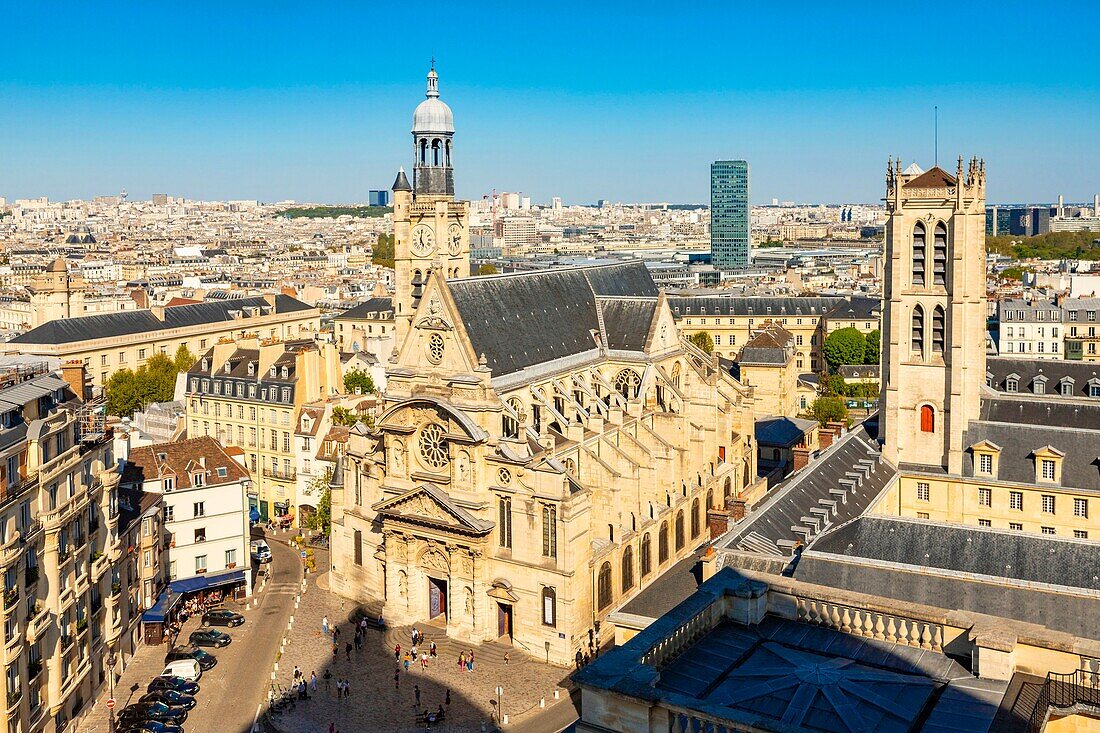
372 484 492 535
646 293 681 354
396 271 480 375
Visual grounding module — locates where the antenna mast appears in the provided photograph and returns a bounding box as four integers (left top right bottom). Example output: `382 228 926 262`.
934 105 939 167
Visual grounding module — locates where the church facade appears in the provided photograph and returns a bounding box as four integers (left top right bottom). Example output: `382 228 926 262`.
327 69 756 665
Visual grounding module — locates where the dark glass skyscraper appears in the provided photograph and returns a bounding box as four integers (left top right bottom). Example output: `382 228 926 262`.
710 160 750 268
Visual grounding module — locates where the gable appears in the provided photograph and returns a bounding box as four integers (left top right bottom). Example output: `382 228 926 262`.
372 484 492 535
396 273 479 375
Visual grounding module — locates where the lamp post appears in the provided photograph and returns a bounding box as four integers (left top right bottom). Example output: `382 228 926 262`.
495 685 504 725
106 648 117 733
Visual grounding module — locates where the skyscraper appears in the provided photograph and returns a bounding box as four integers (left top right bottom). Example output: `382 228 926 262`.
710 160 750 268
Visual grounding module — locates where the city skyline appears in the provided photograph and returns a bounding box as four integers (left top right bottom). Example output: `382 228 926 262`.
1 2 1097 205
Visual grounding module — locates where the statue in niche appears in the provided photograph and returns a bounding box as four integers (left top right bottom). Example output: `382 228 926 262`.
464 587 474 617
398 571 408 599
391 440 406 474
456 451 470 485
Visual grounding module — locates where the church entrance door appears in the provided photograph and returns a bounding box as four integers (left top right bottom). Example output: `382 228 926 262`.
497 602 513 641
428 577 448 621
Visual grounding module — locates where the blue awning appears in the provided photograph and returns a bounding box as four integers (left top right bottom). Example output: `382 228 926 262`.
170 568 245 595
142 588 182 624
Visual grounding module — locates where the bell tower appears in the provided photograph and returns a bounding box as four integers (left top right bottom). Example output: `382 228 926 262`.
392 65 471 345
880 157 986 473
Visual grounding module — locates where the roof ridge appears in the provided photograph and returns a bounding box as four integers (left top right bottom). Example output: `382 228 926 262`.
451 259 646 286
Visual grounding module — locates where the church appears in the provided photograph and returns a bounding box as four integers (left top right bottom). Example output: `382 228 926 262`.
327 69 756 665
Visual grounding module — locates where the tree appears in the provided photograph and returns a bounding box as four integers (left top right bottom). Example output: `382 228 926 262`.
372 233 395 268
331 406 359 427
173 343 197 372
104 352 186 417
477 263 498 275
304 467 333 535
343 368 375 395
863 329 881 365
688 331 714 354
822 327 866 371
105 369 142 417
810 396 848 425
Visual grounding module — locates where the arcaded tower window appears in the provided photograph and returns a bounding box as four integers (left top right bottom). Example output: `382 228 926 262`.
933 223 948 287
912 222 927 287
911 305 925 357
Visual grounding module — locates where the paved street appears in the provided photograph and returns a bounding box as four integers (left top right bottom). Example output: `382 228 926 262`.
77 528 304 733
265 569 576 733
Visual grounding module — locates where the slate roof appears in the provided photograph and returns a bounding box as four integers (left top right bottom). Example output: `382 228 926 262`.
599 298 657 352
719 420 895 556
670 296 846 319
962 403 1100 491
838 364 880 380
11 295 314 346
0 374 70 413
825 295 881 321
334 297 394 321
617 552 704 620
798 517 1100 640
446 262 658 378
903 166 957 189
755 415 817 449
737 323 794 365
986 356 1100 400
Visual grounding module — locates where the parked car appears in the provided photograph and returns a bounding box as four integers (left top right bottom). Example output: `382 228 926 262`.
165 646 217 670
140 689 197 710
250 539 272 563
189 628 232 648
118 701 188 724
148 675 199 695
160 660 202 682
118 721 184 733
202 609 244 627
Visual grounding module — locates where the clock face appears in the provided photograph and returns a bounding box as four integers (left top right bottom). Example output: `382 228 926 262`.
411 225 435 257
447 223 463 256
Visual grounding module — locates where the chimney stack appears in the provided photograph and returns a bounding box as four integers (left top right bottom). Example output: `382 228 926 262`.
61 360 88 402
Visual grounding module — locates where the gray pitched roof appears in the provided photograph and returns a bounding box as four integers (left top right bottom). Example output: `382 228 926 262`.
334 297 393 321
719 420 894 556
11 295 313 346
599 298 657 352
755 416 817 448
987 356 1100 399
669 296 846 318
799 516 1100 639
446 262 658 377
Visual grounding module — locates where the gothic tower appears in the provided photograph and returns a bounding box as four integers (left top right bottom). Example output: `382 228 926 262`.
391 66 471 344
880 157 986 473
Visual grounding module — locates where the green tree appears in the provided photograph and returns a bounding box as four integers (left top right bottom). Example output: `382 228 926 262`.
688 331 714 354
105 352 184 417
331 406 359 426
304 467 333 535
999 266 1031 281
822 327 867 371
863 329 881 365
477 263 499 275
173 343 197 372
810 396 848 425
105 369 142 417
372 233 395 268
343 368 375 395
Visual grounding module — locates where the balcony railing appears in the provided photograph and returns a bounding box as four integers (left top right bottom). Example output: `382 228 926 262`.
19 521 43 543
3 588 17 610
263 467 297 481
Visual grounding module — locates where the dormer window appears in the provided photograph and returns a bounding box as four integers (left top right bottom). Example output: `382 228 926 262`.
970 440 1001 478
201 358 208 371
1033 446 1064 484
270 366 277 377
164 476 175 492
1005 375 1019 392
223 363 231 374
192 471 205 487
281 367 288 379
247 363 255 376
1033 375 1047 395
1059 377 1075 397
1088 379 1100 398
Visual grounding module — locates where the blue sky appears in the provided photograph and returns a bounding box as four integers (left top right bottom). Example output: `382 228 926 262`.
1 1 1097 205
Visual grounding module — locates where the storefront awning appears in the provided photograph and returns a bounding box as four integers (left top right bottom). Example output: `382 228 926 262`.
169 568 245 595
142 588 182 624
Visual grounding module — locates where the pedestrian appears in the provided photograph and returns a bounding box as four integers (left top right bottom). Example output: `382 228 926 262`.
445 688 451 706
323 669 332 693
354 632 362 652
394 643 401 660
403 652 410 672
377 612 384 628
322 616 329 635
458 651 465 672
411 627 419 646
333 626 340 644
468 651 475 672
345 642 352 661
429 640 437 658
293 665 301 682
394 669 400 690
332 643 338 661
310 671 317 692
344 679 351 699
414 684 421 708
421 652 428 669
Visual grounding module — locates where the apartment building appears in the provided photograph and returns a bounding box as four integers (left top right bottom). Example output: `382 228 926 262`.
672 295 880 372
184 337 342 523
997 297 1062 358
1 293 320 391
120 437 252 599
331 295 394 359
0 363 141 733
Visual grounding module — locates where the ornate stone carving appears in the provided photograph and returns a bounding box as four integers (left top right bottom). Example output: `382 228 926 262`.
420 547 449 574
391 439 406 474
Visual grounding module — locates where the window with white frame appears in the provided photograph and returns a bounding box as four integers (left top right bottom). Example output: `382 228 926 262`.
1074 498 1088 518
1041 495 1055 514
978 454 992 475
1010 491 1023 510
1041 459 1056 481
916 482 930 502
978 487 991 507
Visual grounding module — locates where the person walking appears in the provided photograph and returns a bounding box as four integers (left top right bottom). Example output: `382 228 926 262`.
445 688 451 706
322 616 329 635
323 669 332 695
403 652 411 672
429 640 437 658
332 643 338 661
345 642 352 661
394 643 401 661
414 684 421 708
310 671 317 692
468 651 475 672
293 665 301 682
394 668 401 690
344 679 351 699
458 651 466 672
420 651 428 669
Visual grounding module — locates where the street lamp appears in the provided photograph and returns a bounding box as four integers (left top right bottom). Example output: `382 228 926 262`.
495 685 504 725
106 648 117 733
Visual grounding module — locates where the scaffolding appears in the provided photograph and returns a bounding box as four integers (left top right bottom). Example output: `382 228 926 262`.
75 396 108 443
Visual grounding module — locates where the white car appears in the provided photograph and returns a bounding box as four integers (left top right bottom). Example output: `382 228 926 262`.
250 540 272 564
162 659 202 682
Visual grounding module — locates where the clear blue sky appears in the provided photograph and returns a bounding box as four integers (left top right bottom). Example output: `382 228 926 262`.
1 1 1097 205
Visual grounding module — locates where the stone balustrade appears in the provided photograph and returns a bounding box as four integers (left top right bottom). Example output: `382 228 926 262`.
793 595 945 652
640 605 714 670
665 705 754 733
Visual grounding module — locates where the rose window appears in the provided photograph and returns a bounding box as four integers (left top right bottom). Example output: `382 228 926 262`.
418 423 449 469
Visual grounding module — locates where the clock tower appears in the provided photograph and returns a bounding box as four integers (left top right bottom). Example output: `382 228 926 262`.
391 66 471 344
